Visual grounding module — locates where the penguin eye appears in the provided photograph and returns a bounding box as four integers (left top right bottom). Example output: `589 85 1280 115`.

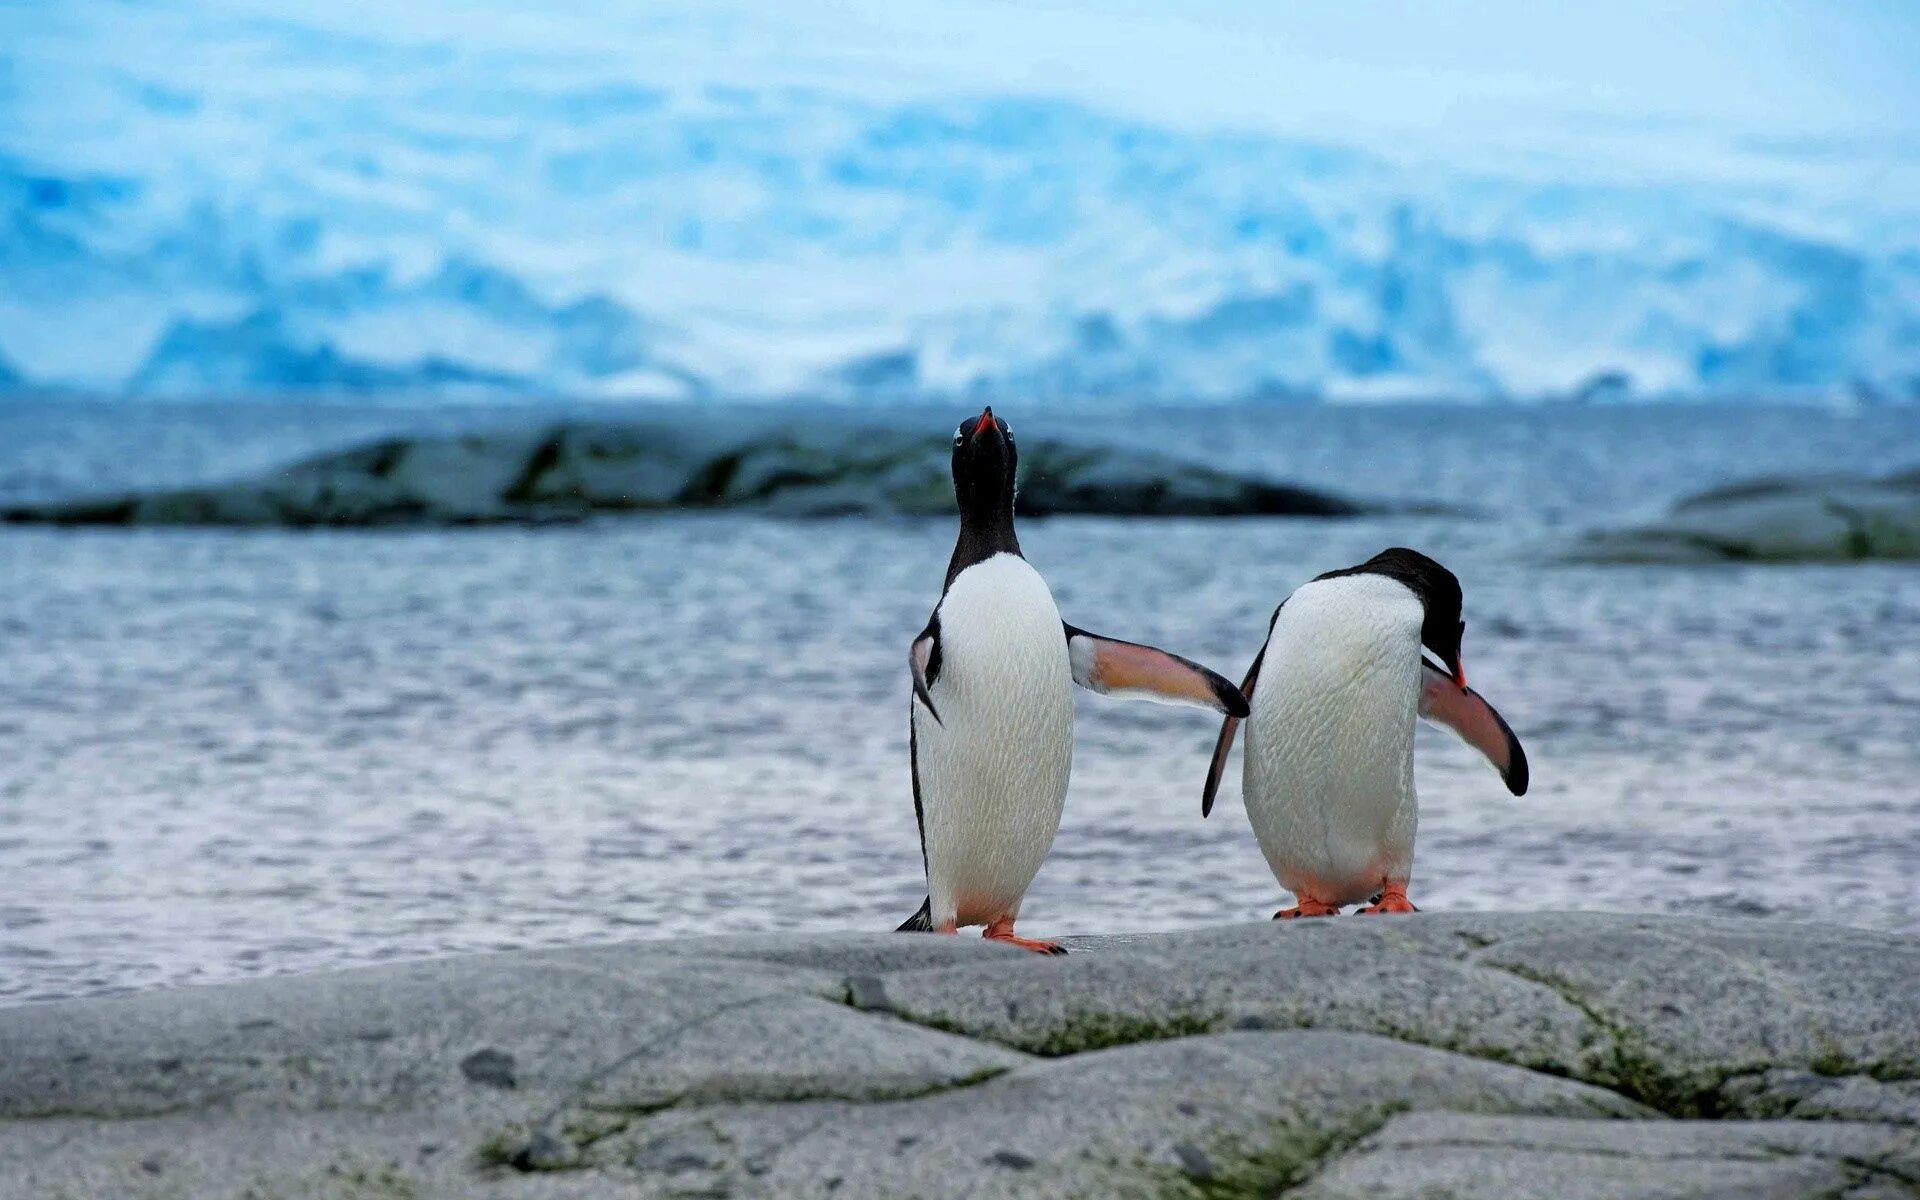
1001 420 1012 439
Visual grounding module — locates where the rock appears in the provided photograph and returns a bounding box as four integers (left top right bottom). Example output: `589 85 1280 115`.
634 929 1032 974
875 918 1602 1070
1170 1140 1214 1179
573 996 1028 1109
880 913 1920 1118
0 418 1376 526
843 973 893 1011
1572 469 1920 562
458 1048 518 1089
1291 1111 1920 1200
0 950 1017 1124
608 1031 1642 1199
1719 1069 1920 1125
1463 913 1920 1113
0 913 1916 1199
507 1129 576 1172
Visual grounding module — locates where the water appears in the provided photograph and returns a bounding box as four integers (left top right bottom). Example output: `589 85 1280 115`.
2 399 1918 1005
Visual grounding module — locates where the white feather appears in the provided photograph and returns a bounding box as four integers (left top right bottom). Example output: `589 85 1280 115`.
1242 573 1424 906
912 554 1074 928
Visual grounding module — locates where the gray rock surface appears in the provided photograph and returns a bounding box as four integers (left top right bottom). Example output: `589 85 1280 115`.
1293 1112 1920 1200
0 420 1371 525
1 912 1915 1199
1573 468 1920 562
1721 1070 1920 1125
600 1031 1643 1199
880 913 1920 1116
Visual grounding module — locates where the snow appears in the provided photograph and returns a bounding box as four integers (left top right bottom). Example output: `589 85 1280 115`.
0 0 1915 402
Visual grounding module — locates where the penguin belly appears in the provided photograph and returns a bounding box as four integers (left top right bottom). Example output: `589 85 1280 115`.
913 554 1075 929
1242 577 1423 907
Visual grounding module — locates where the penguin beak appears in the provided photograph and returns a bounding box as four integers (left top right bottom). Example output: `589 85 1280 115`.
1424 649 1467 689
972 407 996 438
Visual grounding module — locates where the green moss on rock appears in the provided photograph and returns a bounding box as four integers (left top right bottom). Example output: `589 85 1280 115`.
1008 1009 1226 1057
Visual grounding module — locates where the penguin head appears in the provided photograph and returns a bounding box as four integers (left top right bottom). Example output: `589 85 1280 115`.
1331 547 1468 685
951 406 1017 521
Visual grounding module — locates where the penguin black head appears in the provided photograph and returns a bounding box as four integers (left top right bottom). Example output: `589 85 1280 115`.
942 407 1022 587
1321 547 1468 686
951 406 1016 524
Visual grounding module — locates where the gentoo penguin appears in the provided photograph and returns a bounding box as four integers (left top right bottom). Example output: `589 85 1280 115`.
1201 548 1527 917
898 407 1249 953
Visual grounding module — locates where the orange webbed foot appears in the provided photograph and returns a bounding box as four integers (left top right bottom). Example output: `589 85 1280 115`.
1357 883 1418 915
983 917 1068 955
1273 898 1342 919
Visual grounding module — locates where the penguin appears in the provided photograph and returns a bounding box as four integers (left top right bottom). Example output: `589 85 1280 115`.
1200 548 1527 918
898 406 1249 953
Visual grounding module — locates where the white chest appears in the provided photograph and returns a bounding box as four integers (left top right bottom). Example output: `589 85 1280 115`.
1242 575 1425 902
930 555 1074 721
913 554 1075 925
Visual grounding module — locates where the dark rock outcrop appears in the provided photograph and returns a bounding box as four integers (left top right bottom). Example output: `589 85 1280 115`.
0 421 1370 526
1572 468 1920 562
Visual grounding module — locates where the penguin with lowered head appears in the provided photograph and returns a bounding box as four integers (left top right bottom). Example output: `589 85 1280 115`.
1202 548 1527 917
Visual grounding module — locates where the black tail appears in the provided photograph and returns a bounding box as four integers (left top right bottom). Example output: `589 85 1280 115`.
895 896 933 932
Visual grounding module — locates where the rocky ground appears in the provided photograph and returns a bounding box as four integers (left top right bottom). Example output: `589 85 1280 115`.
3 912 1916 1199
0 421 1369 525
1573 470 1920 562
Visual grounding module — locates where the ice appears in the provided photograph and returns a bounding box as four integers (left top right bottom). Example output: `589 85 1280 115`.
0 0 1915 402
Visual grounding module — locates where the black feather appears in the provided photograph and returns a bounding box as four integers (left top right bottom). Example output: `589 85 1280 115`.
896 896 934 933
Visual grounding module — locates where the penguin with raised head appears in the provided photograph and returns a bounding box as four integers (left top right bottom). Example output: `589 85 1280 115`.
1201 548 1527 917
899 407 1249 953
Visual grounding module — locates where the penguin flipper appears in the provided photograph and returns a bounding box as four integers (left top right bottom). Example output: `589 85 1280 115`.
910 617 942 725
1064 625 1250 717
1419 663 1530 796
896 896 934 933
1202 644 1266 817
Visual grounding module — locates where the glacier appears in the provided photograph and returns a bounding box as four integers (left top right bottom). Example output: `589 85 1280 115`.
1 1 1916 403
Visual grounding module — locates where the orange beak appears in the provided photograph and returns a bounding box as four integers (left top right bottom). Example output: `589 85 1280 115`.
973 407 995 436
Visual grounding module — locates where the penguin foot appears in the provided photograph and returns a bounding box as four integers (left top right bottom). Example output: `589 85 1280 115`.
983 918 1068 955
1358 884 1418 915
1273 899 1342 919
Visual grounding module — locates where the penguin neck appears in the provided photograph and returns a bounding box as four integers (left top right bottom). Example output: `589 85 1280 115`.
946 495 1020 588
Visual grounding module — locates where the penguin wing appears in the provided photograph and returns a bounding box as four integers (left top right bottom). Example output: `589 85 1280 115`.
1201 643 1266 818
1203 601 1283 817
1063 625 1250 716
1418 663 1530 796
910 616 942 725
